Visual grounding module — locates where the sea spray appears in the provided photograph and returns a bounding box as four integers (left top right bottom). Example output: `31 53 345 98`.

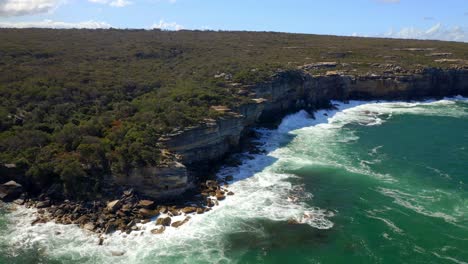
1 97 467 264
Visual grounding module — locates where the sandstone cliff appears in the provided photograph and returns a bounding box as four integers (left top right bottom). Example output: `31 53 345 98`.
118 68 468 198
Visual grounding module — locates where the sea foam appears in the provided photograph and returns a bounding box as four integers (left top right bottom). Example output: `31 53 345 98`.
2 96 467 263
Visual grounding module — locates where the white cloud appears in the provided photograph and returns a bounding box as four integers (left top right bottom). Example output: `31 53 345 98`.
88 0 132 7
0 19 112 28
150 19 183 31
382 23 467 42
0 0 61 16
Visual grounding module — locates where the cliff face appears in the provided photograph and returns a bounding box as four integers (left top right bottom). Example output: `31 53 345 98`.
120 68 468 198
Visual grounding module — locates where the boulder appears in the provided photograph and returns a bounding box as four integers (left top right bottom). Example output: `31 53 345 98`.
106 200 121 212
287 218 300 225
76 215 89 225
181 207 197 214
205 180 217 188
227 191 234 196
171 217 191 228
158 206 168 214
139 208 158 218
151 226 166 234
215 193 225 201
196 208 204 214
104 222 116 234
36 200 50 208
13 199 25 205
0 181 23 202
206 199 215 207
84 222 95 231
155 217 171 226
31 217 47 226
138 200 155 209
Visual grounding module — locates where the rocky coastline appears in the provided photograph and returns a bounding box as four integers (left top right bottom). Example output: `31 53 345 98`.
2 66 468 239
0 175 235 243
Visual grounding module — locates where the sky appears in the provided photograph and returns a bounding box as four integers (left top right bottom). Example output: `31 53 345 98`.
0 0 467 42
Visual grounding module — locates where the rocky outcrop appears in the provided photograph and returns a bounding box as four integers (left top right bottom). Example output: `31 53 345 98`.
158 68 468 189
114 161 190 199
0 181 23 202
159 101 265 166
110 68 468 199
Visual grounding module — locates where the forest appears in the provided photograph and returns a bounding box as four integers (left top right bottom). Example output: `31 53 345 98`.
1 28 467 197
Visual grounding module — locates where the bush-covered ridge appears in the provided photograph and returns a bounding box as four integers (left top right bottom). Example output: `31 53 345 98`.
0 28 467 197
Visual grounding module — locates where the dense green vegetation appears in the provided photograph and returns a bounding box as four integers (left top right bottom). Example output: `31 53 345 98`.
0 28 467 198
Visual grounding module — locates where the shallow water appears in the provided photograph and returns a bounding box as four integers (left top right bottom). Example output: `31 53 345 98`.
1 97 467 264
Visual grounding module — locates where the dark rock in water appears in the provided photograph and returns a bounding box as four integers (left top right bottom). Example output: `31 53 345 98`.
106 200 121 212
227 191 234 196
215 193 225 201
206 199 215 207
196 208 204 214
151 226 165 234
169 209 180 216
0 181 23 202
31 217 47 226
111 251 125 257
171 216 191 228
287 218 300 225
138 200 155 209
104 223 116 234
98 237 104 246
225 175 234 181
155 216 171 226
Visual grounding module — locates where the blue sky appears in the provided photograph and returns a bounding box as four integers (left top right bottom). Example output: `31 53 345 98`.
0 0 467 41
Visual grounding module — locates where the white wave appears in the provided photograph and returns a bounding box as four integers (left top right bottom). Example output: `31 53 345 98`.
2 96 467 263
376 187 461 224
366 215 404 234
432 252 468 264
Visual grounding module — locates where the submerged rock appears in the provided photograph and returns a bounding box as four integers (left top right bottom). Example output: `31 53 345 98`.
171 216 191 228
151 226 166 234
111 251 125 257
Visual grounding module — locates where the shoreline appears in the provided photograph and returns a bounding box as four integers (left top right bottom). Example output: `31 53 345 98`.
1 96 467 241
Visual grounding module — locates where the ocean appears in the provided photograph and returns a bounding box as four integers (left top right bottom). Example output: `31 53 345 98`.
1 97 467 264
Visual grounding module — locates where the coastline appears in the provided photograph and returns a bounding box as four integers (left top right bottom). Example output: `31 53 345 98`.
1 96 466 254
